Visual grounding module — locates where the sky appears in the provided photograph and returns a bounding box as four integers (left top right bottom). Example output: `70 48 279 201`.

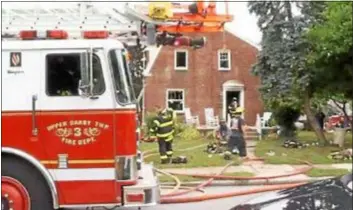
217 2 262 46
2 1 262 45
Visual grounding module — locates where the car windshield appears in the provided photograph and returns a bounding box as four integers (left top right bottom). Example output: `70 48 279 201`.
109 49 135 104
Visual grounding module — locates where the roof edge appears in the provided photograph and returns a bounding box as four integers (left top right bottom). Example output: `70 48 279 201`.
224 28 261 50
143 45 163 75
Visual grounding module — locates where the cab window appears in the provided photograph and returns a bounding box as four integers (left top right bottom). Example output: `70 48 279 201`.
45 53 105 96
108 49 135 104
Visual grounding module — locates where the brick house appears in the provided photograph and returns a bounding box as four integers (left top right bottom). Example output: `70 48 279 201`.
142 30 264 125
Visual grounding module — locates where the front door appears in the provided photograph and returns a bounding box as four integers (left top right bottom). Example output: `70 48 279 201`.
225 90 240 121
37 49 117 205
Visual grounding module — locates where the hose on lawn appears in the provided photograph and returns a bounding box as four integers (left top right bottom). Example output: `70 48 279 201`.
160 182 306 204
157 158 312 204
155 168 182 195
161 161 237 197
141 142 312 204
168 159 313 181
160 185 206 193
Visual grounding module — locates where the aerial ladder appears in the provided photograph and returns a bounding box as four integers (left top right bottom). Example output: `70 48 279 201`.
2 1 233 48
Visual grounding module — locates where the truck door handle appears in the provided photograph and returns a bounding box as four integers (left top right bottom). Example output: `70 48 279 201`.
32 95 38 136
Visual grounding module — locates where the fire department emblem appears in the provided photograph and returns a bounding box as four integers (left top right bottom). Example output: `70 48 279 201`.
46 120 110 146
10 52 21 67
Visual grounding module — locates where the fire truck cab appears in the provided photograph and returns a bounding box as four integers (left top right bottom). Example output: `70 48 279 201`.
2 31 159 209
1 2 234 209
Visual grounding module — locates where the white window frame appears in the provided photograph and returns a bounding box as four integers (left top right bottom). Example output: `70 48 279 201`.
174 50 188 71
166 89 185 113
218 49 231 71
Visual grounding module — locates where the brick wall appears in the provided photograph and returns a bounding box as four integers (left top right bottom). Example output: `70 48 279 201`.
144 31 264 125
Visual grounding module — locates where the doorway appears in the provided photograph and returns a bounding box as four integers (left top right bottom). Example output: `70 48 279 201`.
226 90 240 121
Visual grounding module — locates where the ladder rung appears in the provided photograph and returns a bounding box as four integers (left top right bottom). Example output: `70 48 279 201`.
2 3 141 34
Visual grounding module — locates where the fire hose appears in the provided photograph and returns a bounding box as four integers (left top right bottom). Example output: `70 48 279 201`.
155 168 182 195
168 159 313 181
160 182 306 204
156 158 311 204
141 141 313 204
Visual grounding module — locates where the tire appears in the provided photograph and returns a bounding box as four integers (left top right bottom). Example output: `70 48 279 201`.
2 156 54 210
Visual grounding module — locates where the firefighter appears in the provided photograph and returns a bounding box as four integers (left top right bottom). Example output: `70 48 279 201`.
152 108 175 164
215 118 231 145
164 107 177 144
164 107 177 124
147 106 163 141
149 107 175 141
228 98 239 119
163 107 176 159
148 123 158 141
209 118 231 153
224 107 248 161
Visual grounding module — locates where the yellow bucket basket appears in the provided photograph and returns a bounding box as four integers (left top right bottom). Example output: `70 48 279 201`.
148 2 173 20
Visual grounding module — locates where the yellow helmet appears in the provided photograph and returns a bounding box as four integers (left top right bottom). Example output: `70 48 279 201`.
235 107 244 113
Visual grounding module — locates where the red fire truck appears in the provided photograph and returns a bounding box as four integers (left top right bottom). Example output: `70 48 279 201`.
2 31 162 210
1 2 232 209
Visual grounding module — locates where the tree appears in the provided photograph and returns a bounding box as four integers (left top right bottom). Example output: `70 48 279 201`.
124 40 146 99
248 2 328 143
307 2 353 133
123 40 148 118
121 39 148 124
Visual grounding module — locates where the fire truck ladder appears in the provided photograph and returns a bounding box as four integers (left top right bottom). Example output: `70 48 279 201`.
1 3 151 45
2 2 234 41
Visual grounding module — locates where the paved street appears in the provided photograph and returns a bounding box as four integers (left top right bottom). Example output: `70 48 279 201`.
67 186 269 210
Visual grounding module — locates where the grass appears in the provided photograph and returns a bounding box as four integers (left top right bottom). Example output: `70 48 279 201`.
142 144 241 169
306 168 350 177
158 172 255 183
139 126 241 169
255 131 353 164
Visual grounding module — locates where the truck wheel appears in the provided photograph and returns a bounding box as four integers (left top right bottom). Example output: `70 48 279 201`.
2 156 54 210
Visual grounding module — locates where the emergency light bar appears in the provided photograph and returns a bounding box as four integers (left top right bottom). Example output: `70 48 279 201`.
83 31 109 39
19 30 68 40
18 30 111 40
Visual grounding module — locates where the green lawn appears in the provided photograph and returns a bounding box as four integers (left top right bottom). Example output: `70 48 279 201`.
158 172 255 183
255 131 353 164
306 168 350 177
140 126 241 169
142 145 241 169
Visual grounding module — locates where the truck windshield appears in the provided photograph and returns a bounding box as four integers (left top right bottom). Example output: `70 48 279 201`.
109 49 135 105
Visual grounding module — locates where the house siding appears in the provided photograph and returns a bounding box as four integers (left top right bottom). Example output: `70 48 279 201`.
144 31 263 125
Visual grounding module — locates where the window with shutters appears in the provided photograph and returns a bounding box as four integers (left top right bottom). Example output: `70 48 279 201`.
166 89 185 112
218 50 231 71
